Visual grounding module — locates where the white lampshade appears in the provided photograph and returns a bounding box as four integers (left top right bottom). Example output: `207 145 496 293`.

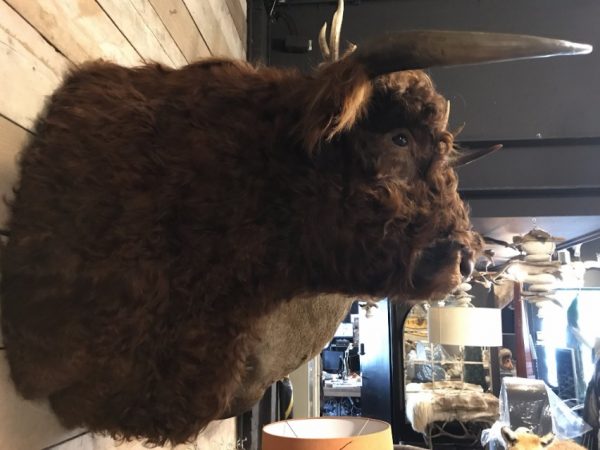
262 417 393 450
427 306 502 347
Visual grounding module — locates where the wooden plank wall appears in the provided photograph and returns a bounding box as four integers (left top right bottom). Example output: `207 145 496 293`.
0 1 246 449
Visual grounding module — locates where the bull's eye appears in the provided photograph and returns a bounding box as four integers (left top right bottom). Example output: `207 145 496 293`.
392 133 409 147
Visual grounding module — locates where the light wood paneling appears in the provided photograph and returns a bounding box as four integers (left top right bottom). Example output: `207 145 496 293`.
237 0 247 16
96 0 187 67
0 116 29 227
225 0 247 49
206 0 245 58
148 0 211 62
0 1 70 130
6 0 141 65
184 0 244 58
0 353 85 450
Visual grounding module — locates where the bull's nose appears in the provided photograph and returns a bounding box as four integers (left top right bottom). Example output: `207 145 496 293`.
459 248 475 279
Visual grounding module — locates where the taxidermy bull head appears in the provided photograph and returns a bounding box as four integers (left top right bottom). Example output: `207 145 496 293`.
0 0 591 444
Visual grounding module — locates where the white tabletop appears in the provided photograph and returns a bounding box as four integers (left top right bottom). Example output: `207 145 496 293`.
323 379 362 397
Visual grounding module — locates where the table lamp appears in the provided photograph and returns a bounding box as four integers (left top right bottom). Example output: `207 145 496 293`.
428 306 502 347
262 417 393 450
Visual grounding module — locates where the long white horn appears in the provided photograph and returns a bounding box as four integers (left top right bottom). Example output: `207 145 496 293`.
319 22 331 60
351 30 592 77
330 0 344 61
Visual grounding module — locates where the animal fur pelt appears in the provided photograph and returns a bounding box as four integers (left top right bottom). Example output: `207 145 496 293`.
0 58 477 445
1 27 591 445
502 427 586 450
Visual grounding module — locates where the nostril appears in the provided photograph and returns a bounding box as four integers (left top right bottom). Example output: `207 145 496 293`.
459 249 474 278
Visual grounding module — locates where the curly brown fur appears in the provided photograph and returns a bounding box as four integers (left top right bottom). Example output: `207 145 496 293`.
1 57 481 444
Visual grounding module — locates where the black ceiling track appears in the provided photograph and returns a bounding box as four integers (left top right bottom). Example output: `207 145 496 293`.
460 186 600 200
557 228 600 251
458 136 600 149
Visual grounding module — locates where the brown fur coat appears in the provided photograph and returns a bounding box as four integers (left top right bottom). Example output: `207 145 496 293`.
1 58 480 444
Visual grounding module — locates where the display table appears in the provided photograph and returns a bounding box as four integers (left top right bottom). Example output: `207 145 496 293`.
405 381 499 448
323 379 362 398
322 377 362 416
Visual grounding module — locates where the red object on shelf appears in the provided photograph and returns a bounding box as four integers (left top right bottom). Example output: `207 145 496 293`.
513 283 536 378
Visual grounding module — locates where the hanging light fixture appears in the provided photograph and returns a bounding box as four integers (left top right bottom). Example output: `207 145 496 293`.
513 228 564 317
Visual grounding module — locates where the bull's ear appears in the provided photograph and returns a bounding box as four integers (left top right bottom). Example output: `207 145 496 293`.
300 58 373 152
540 432 555 447
501 426 518 446
351 30 592 78
297 0 370 152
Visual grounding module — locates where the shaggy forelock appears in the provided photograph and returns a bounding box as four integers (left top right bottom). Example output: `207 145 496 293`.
375 70 450 133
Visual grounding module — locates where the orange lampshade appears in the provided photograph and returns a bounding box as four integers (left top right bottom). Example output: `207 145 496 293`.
262 417 393 450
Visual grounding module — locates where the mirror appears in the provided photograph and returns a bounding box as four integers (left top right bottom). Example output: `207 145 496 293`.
403 304 493 390
401 303 499 445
